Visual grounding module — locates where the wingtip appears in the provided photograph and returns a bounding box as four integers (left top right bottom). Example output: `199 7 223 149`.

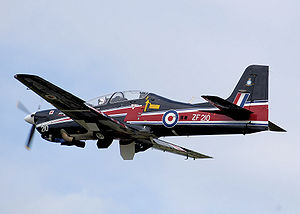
193 156 213 160
14 74 26 80
196 154 213 159
14 74 38 80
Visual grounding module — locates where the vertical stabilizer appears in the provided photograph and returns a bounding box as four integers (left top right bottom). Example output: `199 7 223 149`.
227 65 269 125
227 65 269 103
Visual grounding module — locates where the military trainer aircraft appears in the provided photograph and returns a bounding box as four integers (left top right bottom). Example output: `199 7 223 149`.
15 65 286 160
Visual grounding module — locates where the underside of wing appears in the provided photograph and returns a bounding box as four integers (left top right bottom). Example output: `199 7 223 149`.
151 138 212 159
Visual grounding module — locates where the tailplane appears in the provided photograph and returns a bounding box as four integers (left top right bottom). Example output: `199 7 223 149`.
268 121 287 132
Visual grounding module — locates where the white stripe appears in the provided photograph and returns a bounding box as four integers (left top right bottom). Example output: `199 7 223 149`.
178 120 268 125
102 105 142 113
127 121 162 124
109 113 127 117
244 102 268 107
177 108 219 113
236 94 245 106
36 117 72 127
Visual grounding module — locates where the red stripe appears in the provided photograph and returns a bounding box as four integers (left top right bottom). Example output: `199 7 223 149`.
126 104 269 123
233 93 241 104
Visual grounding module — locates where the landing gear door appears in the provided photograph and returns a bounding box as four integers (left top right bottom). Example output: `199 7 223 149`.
119 141 135 160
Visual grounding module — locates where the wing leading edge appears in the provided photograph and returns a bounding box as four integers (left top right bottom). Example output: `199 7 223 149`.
14 74 138 137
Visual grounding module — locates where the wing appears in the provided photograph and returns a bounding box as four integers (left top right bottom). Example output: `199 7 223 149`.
150 138 212 159
14 74 143 138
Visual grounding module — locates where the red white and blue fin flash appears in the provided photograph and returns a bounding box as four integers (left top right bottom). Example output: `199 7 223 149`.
233 91 250 108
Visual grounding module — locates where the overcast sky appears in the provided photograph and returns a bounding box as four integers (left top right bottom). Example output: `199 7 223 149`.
1 0 299 213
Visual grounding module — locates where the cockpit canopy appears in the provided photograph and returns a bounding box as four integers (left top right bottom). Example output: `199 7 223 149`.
87 90 149 106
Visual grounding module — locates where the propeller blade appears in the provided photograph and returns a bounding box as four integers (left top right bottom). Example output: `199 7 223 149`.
17 101 30 115
25 125 36 150
38 98 43 110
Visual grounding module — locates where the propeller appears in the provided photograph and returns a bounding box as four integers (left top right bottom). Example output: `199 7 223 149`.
17 100 41 150
17 101 30 114
25 124 36 150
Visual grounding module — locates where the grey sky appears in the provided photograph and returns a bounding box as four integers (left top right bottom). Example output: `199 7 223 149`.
1 0 299 213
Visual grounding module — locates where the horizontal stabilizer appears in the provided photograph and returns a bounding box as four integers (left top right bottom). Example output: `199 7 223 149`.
268 121 286 132
202 95 252 120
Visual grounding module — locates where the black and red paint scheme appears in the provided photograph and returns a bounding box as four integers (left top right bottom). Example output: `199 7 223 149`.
15 65 286 160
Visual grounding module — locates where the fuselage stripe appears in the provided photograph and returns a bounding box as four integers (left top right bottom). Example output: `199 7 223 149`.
127 120 268 126
36 117 72 127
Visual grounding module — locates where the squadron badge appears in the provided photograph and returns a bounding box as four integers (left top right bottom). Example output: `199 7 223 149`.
246 78 254 86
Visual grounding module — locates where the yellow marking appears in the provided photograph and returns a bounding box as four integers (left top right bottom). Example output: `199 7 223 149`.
144 97 161 112
144 99 150 112
149 103 160 109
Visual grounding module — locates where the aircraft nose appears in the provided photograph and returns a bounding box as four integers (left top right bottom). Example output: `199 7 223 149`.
24 113 35 125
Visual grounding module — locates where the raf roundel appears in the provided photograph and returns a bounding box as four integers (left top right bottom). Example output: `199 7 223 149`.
162 110 179 128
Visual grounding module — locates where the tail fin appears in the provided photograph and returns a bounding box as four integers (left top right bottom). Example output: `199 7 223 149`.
227 65 269 103
227 65 269 127
224 65 285 132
